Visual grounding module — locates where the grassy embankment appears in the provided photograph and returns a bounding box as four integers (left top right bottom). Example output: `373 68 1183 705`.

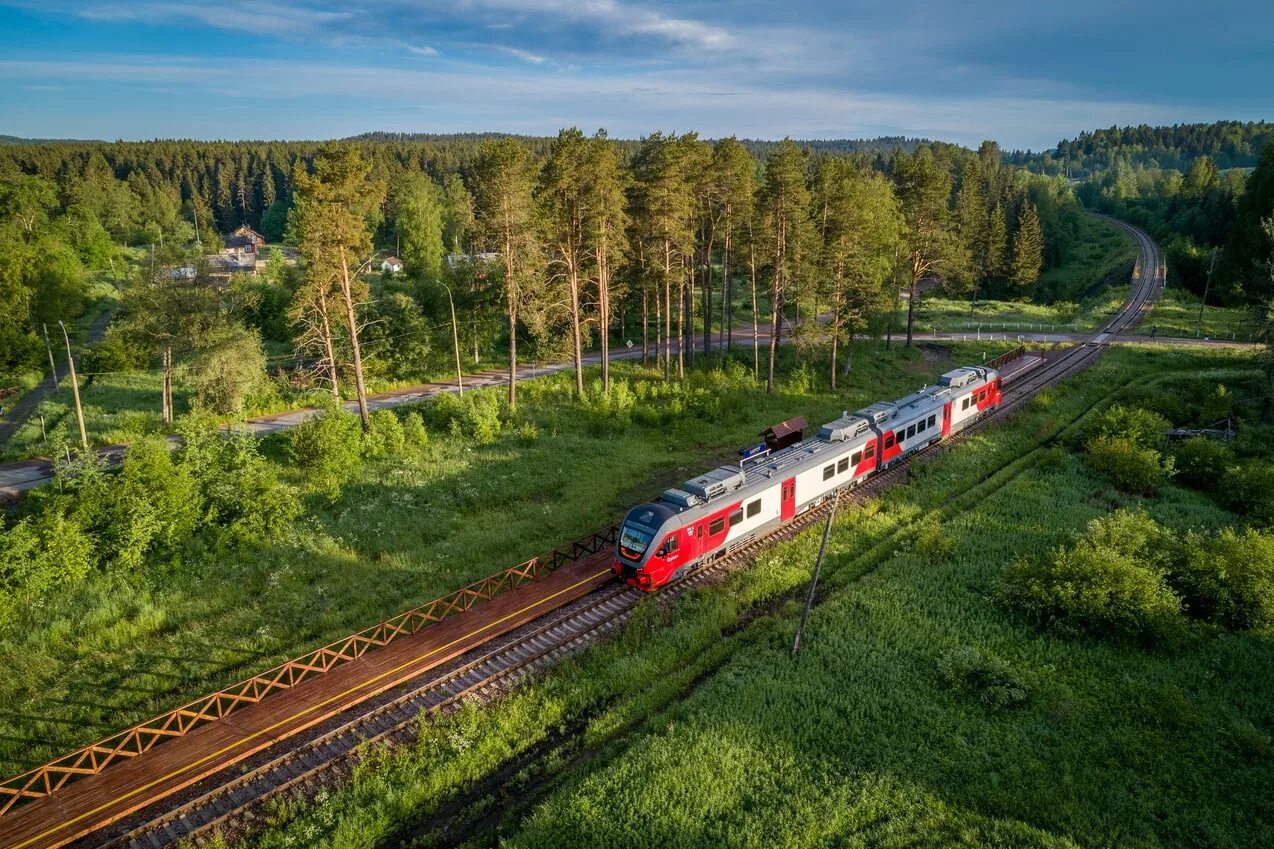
0 341 988 776
235 343 1272 849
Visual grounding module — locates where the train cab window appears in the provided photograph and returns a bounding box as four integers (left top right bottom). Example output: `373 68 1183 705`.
746 499 762 518
837 457 849 473
729 509 743 525
823 464 835 480
658 535 678 555
708 516 726 535
928 414 937 428
851 450 862 466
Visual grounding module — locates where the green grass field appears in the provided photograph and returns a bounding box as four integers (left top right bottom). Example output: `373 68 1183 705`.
1138 288 1262 341
231 343 1272 849
0 341 995 776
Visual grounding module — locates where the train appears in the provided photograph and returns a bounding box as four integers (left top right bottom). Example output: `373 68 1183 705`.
613 364 1003 590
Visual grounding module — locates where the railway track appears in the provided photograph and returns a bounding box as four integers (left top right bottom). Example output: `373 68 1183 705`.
38 217 1162 849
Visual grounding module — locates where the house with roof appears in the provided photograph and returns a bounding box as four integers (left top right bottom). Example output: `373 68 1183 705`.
381 256 404 274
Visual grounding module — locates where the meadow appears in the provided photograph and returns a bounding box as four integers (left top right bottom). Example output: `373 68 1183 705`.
234 343 1272 849
0 341 982 776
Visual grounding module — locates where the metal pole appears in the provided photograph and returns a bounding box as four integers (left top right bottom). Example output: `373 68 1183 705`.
1197 248 1217 338
792 496 839 658
59 321 88 451
42 323 59 388
442 282 463 396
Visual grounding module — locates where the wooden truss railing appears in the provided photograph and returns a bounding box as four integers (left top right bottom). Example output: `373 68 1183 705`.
985 345 1026 371
0 523 618 817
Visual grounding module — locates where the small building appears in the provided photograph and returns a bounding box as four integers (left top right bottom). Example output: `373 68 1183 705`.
761 416 808 452
381 256 404 274
228 225 266 249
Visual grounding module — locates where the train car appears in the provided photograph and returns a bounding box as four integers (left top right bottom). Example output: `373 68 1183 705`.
613 364 1000 590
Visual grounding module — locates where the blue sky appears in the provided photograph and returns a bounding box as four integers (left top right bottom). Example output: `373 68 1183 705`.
0 0 1270 150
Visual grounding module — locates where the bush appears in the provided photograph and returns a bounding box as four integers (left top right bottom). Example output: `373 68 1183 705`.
997 511 1182 639
1087 403 1171 449
287 402 364 496
1085 435 1174 495
1171 436 1234 490
0 510 95 612
82 330 150 373
936 645 1029 710
192 324 270 415
1219 461 1274 527
363 409 406 459
103 437 203 570
400 410 428 446
429 390 503 444
1173 529 1274 629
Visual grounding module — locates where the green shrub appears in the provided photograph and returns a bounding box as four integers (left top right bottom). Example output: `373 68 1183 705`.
1085 435 1173 495
104 437 203 570
363 409 406 459
400 410 428 446
936 645 1029 710
997 511 1182 639
81 330 150 373
429 390 503 444
1173 529 1274 629
287 402 363 496
0 510 95 611
192 324 270 415
1088 403 1172 449
1171 437 1234 490
1219 461 1274 527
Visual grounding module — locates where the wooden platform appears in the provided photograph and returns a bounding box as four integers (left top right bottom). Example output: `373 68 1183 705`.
998 353 1046 384
0 556 615 849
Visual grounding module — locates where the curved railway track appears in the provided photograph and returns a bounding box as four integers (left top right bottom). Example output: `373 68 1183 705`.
20 217 1162 849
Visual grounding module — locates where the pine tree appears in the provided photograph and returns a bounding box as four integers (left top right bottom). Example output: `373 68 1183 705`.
538 128 591 399
290 146 385 431
955 158 987 283
709 137 755 352
1010 200 1044 289
759 140 811 393
581 132 627 392
472 138 542 409
985 202 1009 284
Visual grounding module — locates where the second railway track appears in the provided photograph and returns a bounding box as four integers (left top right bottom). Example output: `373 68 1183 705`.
52 216 1163 849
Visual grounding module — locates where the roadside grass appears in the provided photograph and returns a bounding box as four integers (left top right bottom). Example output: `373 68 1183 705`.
1138 288 1261 342
0 340 983 775
236 344 1271 849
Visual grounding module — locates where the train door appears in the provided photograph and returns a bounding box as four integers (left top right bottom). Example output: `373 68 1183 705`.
780 477 796 521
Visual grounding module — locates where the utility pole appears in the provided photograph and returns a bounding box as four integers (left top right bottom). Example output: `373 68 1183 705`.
42 323 59 388
59 321 88 451
1197 248 1217 338
440 281 464 396
791 496 839 658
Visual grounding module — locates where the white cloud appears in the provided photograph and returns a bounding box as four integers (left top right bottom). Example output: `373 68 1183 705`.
466 0 733 49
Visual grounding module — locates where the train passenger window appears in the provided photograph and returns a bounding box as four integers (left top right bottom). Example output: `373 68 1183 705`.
884 434 895 448
747 499 761 518
928 414 937 428
709 517 726 535
865 444 875 459
729 509 743 525
906 424 916 439
837 457 849 473
962 397 970 410
851 450 862 466
823 464 834 480
917 420 925 433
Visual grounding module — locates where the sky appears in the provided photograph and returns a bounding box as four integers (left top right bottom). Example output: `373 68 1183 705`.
0 0 1270 151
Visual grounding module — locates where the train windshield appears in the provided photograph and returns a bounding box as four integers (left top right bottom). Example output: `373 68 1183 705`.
618 522 656 559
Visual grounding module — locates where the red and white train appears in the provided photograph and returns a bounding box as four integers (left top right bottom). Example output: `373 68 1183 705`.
613 364 1002 590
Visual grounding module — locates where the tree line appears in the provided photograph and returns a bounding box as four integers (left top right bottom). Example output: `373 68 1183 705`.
1 131 1082 432
1009 121 1273 177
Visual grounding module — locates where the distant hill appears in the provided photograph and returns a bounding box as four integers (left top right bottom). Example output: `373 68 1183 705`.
1007 120 1272 176
346 131 937 158
0 133 102 145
